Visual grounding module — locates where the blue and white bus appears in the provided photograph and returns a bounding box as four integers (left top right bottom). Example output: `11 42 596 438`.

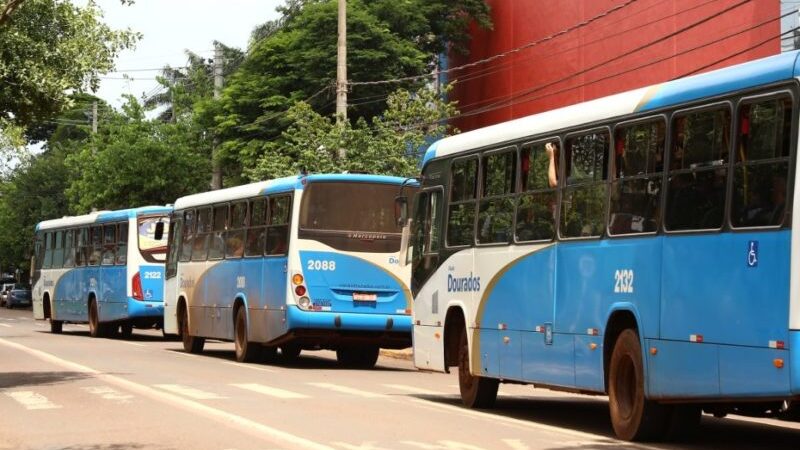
403 50 800 441
32 206 171 338
163 174 415 368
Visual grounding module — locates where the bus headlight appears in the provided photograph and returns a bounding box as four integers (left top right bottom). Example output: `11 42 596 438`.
298 296 311 310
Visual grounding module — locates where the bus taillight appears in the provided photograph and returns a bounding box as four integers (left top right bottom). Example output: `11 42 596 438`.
132 272 144 301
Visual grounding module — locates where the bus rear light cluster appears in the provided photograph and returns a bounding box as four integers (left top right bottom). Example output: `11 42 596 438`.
292 273 312 310
132 272 144 301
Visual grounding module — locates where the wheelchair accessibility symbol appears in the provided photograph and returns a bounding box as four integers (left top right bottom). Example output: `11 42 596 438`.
747 241 758 268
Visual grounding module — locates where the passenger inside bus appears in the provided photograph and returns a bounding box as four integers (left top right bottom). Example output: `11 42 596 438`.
545 142 558 188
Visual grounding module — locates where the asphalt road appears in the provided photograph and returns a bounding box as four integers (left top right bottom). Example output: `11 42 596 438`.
1 306 799 450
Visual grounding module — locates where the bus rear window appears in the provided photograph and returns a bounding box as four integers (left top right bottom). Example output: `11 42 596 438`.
299 181 412 253
138 215 170 263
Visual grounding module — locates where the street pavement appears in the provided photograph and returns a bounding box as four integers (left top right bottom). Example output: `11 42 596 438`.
1 306 799 450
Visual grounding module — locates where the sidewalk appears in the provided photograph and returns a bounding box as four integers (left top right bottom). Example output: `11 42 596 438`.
380 348 412 360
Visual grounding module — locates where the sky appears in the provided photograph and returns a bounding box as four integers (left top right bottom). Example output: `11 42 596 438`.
86 0 284 108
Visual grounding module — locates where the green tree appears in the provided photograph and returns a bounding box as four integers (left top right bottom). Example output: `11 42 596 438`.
65 96 210 213
214 0 489 182
0 0 139 128
247 85 458 180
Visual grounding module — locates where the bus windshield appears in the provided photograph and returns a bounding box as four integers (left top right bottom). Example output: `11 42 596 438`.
299 181 408 253
138 215 170 262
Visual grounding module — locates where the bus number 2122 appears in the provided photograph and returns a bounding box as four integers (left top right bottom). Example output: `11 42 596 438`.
614 269 634 294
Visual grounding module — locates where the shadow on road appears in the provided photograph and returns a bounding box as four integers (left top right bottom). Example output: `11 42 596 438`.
165 347 413 372
410 395 800 450
36 330 167 343
0 371 92 389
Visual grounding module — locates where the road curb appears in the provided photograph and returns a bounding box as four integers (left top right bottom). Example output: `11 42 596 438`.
380 348 412 360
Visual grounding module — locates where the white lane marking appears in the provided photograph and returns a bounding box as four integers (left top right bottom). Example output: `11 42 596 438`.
116 341 145 347
402 397 659 450
153 384 226 400
307 382 385 399
232 383 308 399
401 441 486 450
333 442 391 450
5 391 61 410
502 439 529 450
82 386 134 403
382 384 447 396
0 338 333 450
222 361 276 373
0 323 11 328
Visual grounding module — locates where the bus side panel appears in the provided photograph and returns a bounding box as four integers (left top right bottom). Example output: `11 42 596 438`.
79 266 99 321
574 335 604 392
718 346 790 396
241 257 266 341
661 231 790 347
520 331 575 387
163 275 178 334
99 266 127 322
262 256 289 342
203 259 240 340
646 339 720 398
51 269 72 321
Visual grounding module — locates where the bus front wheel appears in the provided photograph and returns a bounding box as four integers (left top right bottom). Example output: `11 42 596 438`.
608 328 669 441
180 305 204 354
458 327 498 408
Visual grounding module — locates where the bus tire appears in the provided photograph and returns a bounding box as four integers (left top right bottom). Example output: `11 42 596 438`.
180 305 204 354
50 319 62 334
609 329 669 441
89 300 104 338
234 307 259 363
120 323 133 339
280 344 301 360
458 327 498 408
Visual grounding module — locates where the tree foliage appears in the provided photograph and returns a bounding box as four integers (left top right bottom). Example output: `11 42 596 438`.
247 85 458 181
65 96 211 214
0 0 139 128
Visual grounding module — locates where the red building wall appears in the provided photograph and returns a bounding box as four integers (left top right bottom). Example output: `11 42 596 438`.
449 0 781 132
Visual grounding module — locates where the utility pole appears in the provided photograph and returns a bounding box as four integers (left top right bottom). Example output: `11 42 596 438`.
336 0 347 159
92 101 98 134
211 43 224 190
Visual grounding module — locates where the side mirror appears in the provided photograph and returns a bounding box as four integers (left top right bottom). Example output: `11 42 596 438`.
394 196 408 227
154 222 165 240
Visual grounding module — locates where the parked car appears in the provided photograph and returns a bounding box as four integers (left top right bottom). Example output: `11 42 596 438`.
5 284 31 309
0 283 14 307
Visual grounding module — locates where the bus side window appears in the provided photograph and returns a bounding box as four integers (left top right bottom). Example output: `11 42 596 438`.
267 195 291 256
117 223 128 265
89 226 102 266
731 95 792 228
561 130 609 238
166 216 182 277
447 157 478 246
77 227 88 267
225 202 247 259
52 231 64 269
192 207 212 261
208 204 227 260
609 120 665 235
63 229 75 268
517 141 557 242
180 210 195 262
665 107 731 231
478 148 516 244
101 224 117 265
246 199 267 257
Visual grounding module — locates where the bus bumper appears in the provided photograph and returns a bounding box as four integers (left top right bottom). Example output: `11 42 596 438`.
284 305 412 348
126 297 164 319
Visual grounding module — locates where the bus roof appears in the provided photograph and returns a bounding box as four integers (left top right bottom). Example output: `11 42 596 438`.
423 50 800 167
172 173 412 211
35 205 172 231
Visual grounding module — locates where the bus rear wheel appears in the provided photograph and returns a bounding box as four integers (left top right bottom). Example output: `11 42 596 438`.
88 300 106 338
609 328 669 441
234 307 259 363
180 305 204 354
458 327 498 408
